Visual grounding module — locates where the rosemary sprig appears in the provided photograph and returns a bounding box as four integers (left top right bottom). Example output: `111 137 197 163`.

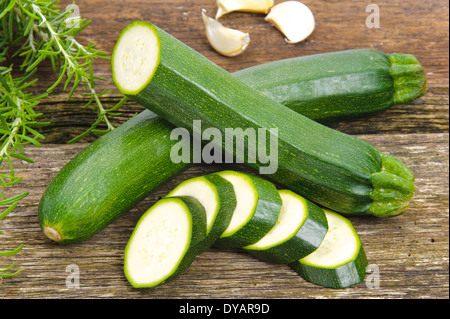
3 0 128 142
0 200 23 277
1 0 128 276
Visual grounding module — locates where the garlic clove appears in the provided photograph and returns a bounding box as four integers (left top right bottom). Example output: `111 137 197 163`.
265 1 315 44
216 0 274 19
202 9 250 57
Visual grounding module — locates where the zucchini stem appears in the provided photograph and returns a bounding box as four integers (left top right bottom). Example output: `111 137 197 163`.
389 53 427 105
43 226 62 242
368 153 415 217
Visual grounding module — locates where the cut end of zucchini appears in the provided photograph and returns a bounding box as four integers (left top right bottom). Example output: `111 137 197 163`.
213 171 282 248
389 53 427 104
216 171 258 238
112 21 160 95
246 190 307 250
43 226 62 242
290 209 368 289
368 153 416 217
124 197 206 288
168 176 219 233
244 190 328 264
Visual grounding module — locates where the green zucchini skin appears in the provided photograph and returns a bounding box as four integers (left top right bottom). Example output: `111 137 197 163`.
124 196 207 288
38 110 190 244
213 171 283 249
166 173 236 251
289 209 369 289
114 22 415 217
245 190 328 264
234 49 427 122
290 246 368 289
38 25 425 244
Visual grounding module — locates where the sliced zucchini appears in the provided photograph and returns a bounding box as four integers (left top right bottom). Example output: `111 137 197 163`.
289 209 368 289
213 171 282 249
244 190 328 264
166 174 236 250
124 196 206 288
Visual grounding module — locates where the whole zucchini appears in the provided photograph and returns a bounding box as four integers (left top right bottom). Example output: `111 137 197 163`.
235 49 427 121
38 111 188 243
112 22 416 216
38 23 425 244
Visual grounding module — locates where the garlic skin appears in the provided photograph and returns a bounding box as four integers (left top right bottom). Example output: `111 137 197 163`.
202 9 250 57
216 0 274 19
265 1 315 44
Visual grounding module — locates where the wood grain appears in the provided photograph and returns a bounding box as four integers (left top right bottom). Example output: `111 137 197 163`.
1 0 448 299
0 133 448 299
22 0 449 143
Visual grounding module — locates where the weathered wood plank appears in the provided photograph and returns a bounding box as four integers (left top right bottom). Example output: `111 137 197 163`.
31 85 448 144
13 0 448 143
0 133 448 299
1 0 448 300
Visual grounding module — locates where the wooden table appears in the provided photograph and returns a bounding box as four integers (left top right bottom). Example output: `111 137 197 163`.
1 0 448 299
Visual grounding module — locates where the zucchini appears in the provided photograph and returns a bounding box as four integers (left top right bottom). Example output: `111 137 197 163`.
289 209 369 289
166 174 236 250
39 25 426 244
124 196 206 288
38 110 189 244
213 171 282 249
234 50 427 121
112 21 416 217
244 190 328 264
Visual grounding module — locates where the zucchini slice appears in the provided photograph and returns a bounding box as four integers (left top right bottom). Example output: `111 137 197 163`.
289 209 369 289
213 171 282 249
244 190 328 264
124 196 206 288
166 174 236 250
112 21 416 217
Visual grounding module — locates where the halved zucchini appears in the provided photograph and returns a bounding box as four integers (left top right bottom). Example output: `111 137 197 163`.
244 190 328 264
213 171 282 249
289 209 369 289
124 196 206 288
166 174 236 250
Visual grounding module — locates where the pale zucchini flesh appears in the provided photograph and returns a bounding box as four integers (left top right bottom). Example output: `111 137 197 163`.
168 178 219 233
111 22 160 95
301 211 359 268
289 209 369 288
166 174 236 249
213 171 282 248
247 190 308 249
124 196 206 288
245 190 328 264
216 171 258 238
